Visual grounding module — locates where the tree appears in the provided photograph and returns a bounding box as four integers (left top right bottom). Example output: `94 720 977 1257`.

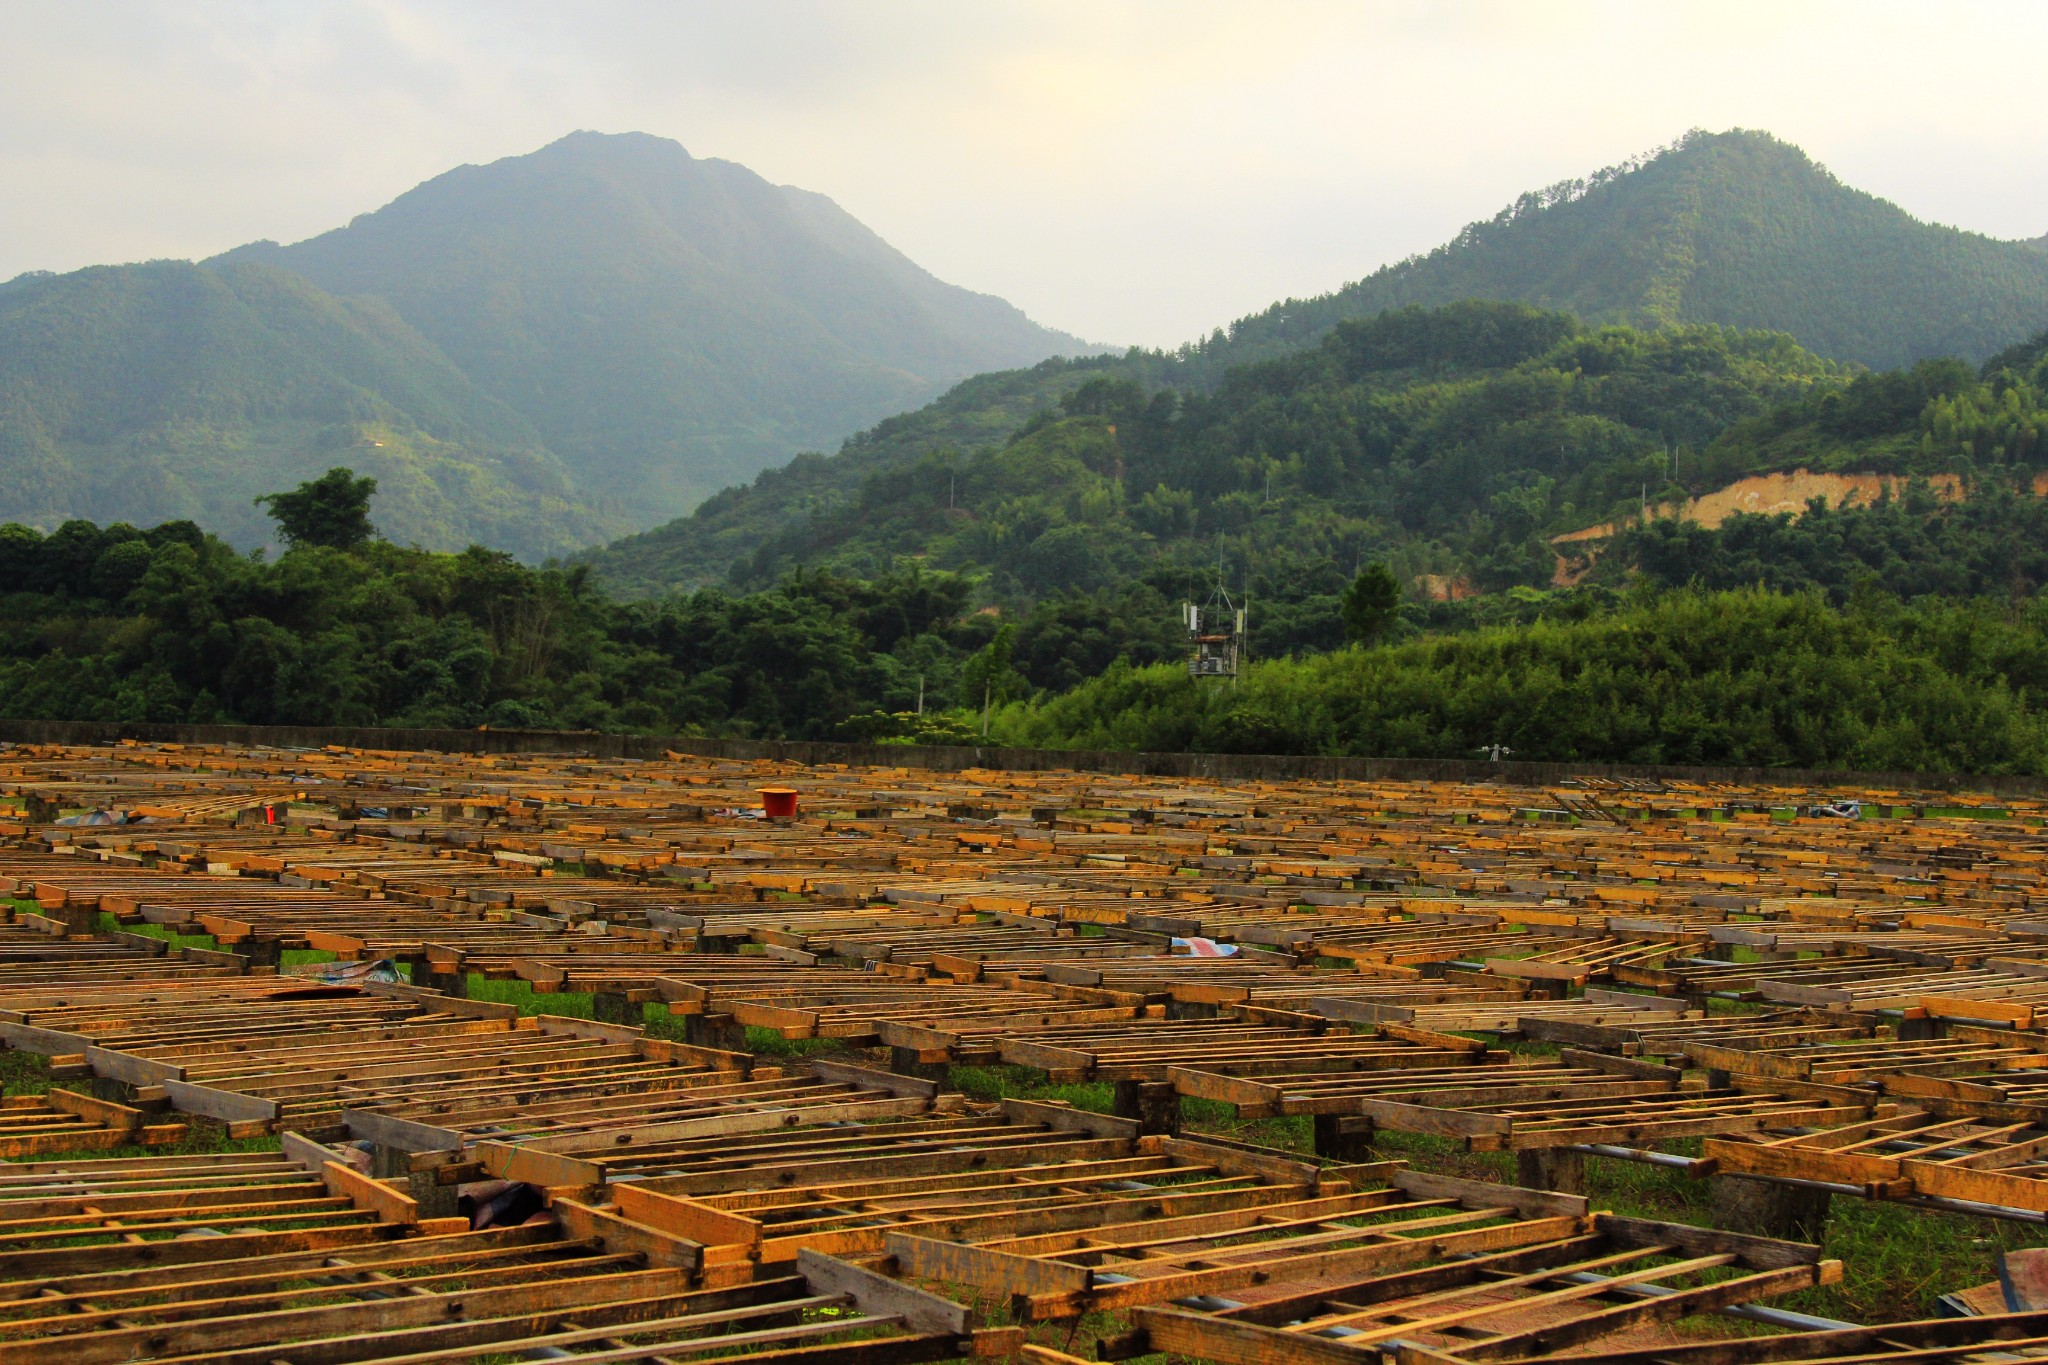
256 468 379 551
1341 562 1402 646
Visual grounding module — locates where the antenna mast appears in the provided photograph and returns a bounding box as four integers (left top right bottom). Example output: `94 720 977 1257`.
1183 552 1247 684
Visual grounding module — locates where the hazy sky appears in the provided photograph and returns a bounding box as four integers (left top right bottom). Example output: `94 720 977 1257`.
4 0 2045 348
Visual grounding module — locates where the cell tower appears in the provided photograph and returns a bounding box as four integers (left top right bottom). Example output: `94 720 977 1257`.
1183 584 1247 681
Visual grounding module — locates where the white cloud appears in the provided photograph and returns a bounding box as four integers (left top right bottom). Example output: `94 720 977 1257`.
1 0 2043 346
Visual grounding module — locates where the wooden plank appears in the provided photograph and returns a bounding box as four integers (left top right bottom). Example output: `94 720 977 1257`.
1155 1136 1323 1189
799 1247 975 1333
1391 1167 1588 1219
0 1022 96 1055
1380 1022 1490 1053
612 1183 763 1250
1135 1307 1362 1365
475 1140 605 1189
41 1087 142 1133
1485 957 1591 983
812 1057 940 1099
885 1230 1091 1299
341 1108 465 1153
320 1159 417 1223
1352 1097 1515 1140
1702 1137 1902 1188
1002 1098 1140 1139
1596 1212 1822 1267
162 1080 280 1124
549 1196 703 1270
1583 987 1689 1012
1558 1048 1683 1081
84 1045 183 1086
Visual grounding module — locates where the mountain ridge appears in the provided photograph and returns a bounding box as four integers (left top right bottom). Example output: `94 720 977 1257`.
1201 129 2048 376
0 257 622 557
212 131 1102 520
0 131 1097 555
582 128 2048 595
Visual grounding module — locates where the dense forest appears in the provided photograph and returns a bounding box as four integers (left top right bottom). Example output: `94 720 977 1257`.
985 589 2048 775
599 302 2048 664
595 302 1849 603
587 129 2048 595
8 454 2048 775
0 469 1150 739
9 302 2048 774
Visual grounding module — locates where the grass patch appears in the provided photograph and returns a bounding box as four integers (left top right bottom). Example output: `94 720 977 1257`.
0 1051 55 1097
92 911 220 953
741 1028 848 1059
461 975 595 1017
950 1065 1114 1112
1181 1097 1313 1152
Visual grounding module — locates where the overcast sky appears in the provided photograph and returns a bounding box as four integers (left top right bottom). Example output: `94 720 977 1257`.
3 0 2045 348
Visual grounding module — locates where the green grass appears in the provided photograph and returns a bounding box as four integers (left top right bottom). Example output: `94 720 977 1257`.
950 1065 1114 1112
741 1028 848 1059
0 1050 56 1097
460 975 595 1017
1180 1097 1312 1151
91 911 220 953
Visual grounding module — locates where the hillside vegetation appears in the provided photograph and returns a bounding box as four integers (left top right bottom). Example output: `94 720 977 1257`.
1205 129 2048 377
608 302 1849 634
0 260 619 558
0 132 1091 556
218 131 1097 522
986 589 2048 775
10 459 2048 777
588 129 2048 593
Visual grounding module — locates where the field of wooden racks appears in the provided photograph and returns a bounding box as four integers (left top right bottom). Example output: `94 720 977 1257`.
11 740 2048 1362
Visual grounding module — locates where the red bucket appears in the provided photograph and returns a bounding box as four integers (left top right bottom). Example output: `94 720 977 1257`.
758 787 799 820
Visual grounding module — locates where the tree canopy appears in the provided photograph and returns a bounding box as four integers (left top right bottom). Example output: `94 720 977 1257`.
256 468 379 551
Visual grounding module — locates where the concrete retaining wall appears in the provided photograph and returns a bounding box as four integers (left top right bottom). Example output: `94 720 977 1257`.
0 718 2036 797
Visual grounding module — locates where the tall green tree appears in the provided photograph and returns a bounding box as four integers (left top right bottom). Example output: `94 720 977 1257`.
1340 563 1402 646
255 468 379 552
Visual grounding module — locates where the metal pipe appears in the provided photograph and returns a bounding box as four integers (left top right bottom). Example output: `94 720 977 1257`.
1566 1144 1697 1169
1547 1270 1860 1332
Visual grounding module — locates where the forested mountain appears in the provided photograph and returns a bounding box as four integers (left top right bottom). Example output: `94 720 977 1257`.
590 301 1849 604
0 131 1091 556
589 129 2048 593
1211 129 2048 375
0 259 620 558
215 131 1098 521
16 465 2048 779
988 589 2048 774
588 297 2048 693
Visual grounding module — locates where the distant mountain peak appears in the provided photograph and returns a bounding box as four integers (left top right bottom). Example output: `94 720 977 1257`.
204 131 1099 523
1202 126 2048 375
5 132 1097 559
